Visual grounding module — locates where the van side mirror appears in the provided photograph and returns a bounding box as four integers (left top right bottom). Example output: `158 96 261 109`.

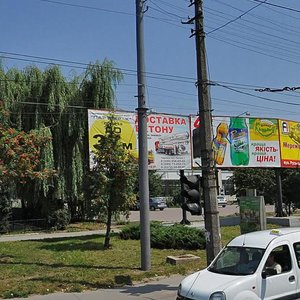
262 269 277 279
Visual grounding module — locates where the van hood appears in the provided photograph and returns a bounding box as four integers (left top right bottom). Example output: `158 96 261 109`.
180 269 246 299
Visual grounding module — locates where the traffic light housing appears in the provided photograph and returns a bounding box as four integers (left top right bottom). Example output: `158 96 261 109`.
180 174 202 215
192 127 201 159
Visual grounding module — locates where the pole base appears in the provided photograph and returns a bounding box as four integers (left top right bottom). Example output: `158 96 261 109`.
180 219 191 225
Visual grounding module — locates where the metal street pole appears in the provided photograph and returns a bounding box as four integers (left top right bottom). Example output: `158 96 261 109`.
275 168 284 217
135 0 151 271
193 0 222 264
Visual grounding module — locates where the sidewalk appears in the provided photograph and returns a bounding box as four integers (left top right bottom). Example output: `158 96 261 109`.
0 230 107 242
0 221 204 242
10 275 184 300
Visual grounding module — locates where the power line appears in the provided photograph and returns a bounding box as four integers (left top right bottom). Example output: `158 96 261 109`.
251 0 300 14
148 0 185 19
0 50 197 84
206 0 267 35
210 0 300 36
255 86 300 93
39 0 134 16
211 82 300 106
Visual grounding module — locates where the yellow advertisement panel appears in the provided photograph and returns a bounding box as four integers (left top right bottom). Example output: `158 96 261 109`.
88 109 192 170
279 120 300 168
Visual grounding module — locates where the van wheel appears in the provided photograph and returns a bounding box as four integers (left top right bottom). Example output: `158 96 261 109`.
160 208 164 211
150 206 155 211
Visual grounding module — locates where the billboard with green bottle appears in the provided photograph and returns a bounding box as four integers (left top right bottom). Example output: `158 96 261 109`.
209 116 281 168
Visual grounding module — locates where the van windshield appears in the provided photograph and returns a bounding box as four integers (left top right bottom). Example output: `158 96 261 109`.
208 246 264 276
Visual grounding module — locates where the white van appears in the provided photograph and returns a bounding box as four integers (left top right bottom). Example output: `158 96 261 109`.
176 228 300 300
217 195 227 207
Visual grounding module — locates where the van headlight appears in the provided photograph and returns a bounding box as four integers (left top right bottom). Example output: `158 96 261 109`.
209 291 226 300
176 284 184 300
177 284 182 296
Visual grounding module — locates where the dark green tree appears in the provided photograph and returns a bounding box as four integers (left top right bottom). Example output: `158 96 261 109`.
0 103 55 231
281 169 300 214
230 168 300 214
149 171 164 197
230 168 277 203
88 114 137 249
0 59 123 220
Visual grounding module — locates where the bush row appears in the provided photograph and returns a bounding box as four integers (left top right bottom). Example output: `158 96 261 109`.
119 222 206 250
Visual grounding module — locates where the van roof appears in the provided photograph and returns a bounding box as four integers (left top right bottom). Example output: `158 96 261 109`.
228 227 300 249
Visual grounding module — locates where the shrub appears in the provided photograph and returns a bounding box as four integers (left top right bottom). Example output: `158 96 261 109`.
119 222 205 250
48 208 71 230
0 192 11 234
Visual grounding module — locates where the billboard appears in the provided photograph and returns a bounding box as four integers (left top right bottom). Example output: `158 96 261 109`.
191 115 281 168
88 109 192 170
88 110 300 170
278 120 300 168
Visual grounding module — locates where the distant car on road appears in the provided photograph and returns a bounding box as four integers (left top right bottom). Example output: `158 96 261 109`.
149 197 168 211
217 195 227 207
131 197 168 211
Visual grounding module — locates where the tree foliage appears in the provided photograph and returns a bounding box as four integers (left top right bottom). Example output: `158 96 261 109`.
0 59 123 220
0 103 55 231
230 168 276 203
88 114 138 248
230 168 300 213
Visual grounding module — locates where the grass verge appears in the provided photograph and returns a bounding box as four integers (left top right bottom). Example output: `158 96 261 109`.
0 225 266 298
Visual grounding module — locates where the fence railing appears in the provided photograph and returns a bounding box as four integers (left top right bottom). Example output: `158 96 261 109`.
7 218 48 233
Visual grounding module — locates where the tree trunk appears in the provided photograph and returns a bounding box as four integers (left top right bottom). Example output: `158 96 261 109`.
104 207 112 249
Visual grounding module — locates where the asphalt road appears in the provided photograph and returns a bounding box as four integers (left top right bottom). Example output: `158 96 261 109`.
127 204 275 223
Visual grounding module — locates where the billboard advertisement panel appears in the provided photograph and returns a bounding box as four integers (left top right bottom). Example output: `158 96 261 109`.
278 120 300 168
88 109 192 170
191 115 281 168
213 116 280 168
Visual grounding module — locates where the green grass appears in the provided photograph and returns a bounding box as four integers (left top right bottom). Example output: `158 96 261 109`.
0 233 206 298
0 224 280 298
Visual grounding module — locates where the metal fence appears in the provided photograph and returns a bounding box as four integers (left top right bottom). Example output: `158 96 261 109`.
7 218 48 233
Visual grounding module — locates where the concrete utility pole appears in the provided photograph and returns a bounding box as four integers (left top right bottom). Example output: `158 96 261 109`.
275 169 284 217
135 0 151 271
192 0 222 263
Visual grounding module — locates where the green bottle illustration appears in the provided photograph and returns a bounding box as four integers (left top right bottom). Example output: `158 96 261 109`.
229 117 249 166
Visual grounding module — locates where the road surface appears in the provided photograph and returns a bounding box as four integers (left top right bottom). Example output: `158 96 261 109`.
127 205 275 223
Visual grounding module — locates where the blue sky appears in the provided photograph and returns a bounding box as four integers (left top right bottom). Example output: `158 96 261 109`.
1 0 300 121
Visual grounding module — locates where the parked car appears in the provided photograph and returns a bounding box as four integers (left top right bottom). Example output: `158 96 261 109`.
176 227 300 300
131 197 167 211
217 195 227 207
149 197 167 211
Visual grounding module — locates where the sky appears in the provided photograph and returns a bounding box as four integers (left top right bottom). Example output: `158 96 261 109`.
1 0 300 121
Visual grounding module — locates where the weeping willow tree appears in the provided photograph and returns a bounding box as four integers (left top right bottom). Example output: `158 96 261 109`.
0 59 123 220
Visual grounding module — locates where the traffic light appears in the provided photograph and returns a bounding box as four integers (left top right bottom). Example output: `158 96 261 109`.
180 174 202 215
192 127 201 158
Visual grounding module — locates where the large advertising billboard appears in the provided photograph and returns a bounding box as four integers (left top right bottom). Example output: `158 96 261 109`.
192 115 281 168
88 109 192 170
88 110 300 170
278 119 300 168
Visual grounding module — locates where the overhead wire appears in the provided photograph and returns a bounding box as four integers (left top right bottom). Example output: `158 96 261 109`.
206 0 267 35
251 0 300 14
211 82 300 106
212 0 300 36
1 1 299 117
